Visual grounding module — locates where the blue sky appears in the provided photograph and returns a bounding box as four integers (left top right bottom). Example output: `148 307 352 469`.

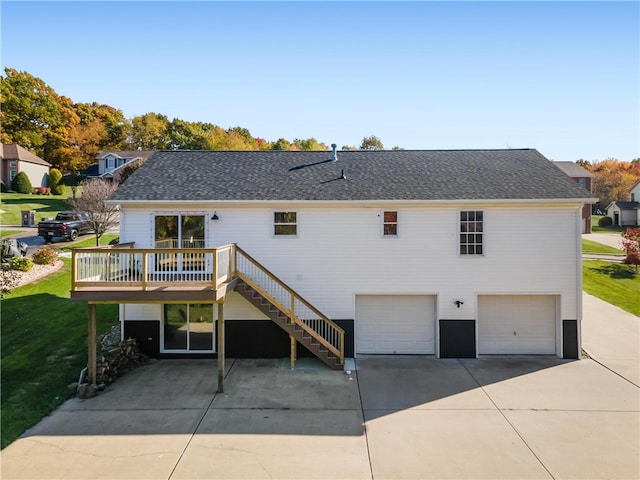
1 1 638 161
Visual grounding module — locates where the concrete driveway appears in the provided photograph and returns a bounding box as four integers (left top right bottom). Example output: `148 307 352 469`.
2 351 638 480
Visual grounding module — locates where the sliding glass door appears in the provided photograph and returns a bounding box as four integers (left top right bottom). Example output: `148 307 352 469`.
163 304 214 352
154 214 206 274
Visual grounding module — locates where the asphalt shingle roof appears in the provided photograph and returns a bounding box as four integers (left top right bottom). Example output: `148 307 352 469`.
110 149 595 202
0 143 51 167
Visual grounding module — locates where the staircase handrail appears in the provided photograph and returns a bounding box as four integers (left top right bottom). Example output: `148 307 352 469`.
235 245 344 364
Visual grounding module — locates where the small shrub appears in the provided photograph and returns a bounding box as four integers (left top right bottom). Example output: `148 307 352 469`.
32 246 58 265
11 172 33 194
48 168 65 195
9 256 33 272
598 216 613 227
0 180 7 193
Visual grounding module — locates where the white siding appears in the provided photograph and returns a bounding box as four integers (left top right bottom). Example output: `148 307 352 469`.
118 204 581 335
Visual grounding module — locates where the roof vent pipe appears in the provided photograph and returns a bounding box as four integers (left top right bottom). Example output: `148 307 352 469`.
331 143 337 162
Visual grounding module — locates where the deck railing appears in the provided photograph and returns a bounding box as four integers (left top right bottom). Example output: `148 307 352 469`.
71 243 235 290
71 242 343 366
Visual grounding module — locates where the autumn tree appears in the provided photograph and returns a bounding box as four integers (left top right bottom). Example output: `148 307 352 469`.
621 227 640 273
587 159 640 206
360 135 384 150
0 68 79 161
67 179 119 246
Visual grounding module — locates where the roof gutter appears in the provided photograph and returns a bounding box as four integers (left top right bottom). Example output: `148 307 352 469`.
108 197 597 207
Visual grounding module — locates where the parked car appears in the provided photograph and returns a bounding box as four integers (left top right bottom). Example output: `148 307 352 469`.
38 211 93 242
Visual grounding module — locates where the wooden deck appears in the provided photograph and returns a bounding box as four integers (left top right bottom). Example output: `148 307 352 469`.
70 278 238 303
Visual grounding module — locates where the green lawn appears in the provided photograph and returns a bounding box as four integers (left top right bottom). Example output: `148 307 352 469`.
583 260 640 316
0 229 25 238
0 190 80 226
0 259 118 449
582 239 624 256
60 233 119 251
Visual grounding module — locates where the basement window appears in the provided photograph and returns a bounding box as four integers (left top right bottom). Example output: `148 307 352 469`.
274 212 297 236
383 211 398 236
459 211 483 255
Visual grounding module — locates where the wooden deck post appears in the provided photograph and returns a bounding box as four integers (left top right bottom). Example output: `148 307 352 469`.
87 303 97 385
217 302 225 393
290 335 296 370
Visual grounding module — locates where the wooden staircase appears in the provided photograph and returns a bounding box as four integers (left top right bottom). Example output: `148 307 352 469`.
234 246 344 370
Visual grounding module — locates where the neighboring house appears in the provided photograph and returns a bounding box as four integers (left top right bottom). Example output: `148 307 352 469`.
0 143 51 188
84 150 154 182
606 180 640 227
71 148 595 381
554 161 595 233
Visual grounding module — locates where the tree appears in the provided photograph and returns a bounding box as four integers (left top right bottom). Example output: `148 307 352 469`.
587 159 640 206
271 138 292 150
51 118 108 172
48 168 64 195
293 137 328 151
0 68 79 161
67 179 119 246
359 135 384 150
115 159 145 184
11 171 32 194
621 227 640 273
126 112 171 150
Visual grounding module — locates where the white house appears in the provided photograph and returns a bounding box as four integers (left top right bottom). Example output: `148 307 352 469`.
607 180 640 226
71 147 595 377
89 151 154 181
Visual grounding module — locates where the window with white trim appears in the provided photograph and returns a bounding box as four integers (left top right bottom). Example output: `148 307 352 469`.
383 211 398 236
274 212 297 236
459 211 483 255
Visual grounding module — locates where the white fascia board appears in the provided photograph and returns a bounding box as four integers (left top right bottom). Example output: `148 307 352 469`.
109 198 596 208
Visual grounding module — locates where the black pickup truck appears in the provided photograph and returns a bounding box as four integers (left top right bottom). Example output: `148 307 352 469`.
38 211 93 242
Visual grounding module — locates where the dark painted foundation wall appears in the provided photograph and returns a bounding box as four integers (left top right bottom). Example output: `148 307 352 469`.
124 318 580 360
438 319 580 359
124 319 354 359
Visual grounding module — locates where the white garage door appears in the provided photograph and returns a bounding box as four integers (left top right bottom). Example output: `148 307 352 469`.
478 295 557 354
356 295 436 354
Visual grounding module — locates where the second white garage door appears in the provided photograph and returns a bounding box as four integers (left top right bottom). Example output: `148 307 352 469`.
478 295 557 355
356 295 436 354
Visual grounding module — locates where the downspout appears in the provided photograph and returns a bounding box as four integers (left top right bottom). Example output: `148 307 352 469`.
575 204 583 358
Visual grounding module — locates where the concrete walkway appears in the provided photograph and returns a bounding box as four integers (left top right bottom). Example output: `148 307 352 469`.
583 232 624 250
582 292 639 386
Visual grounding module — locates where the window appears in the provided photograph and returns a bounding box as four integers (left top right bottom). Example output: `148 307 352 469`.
9 170 17 181
578 178 586 188
106 157 115 169
459 211 483 255
9 161 16 167
274 212 297 236
383 211 398 236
